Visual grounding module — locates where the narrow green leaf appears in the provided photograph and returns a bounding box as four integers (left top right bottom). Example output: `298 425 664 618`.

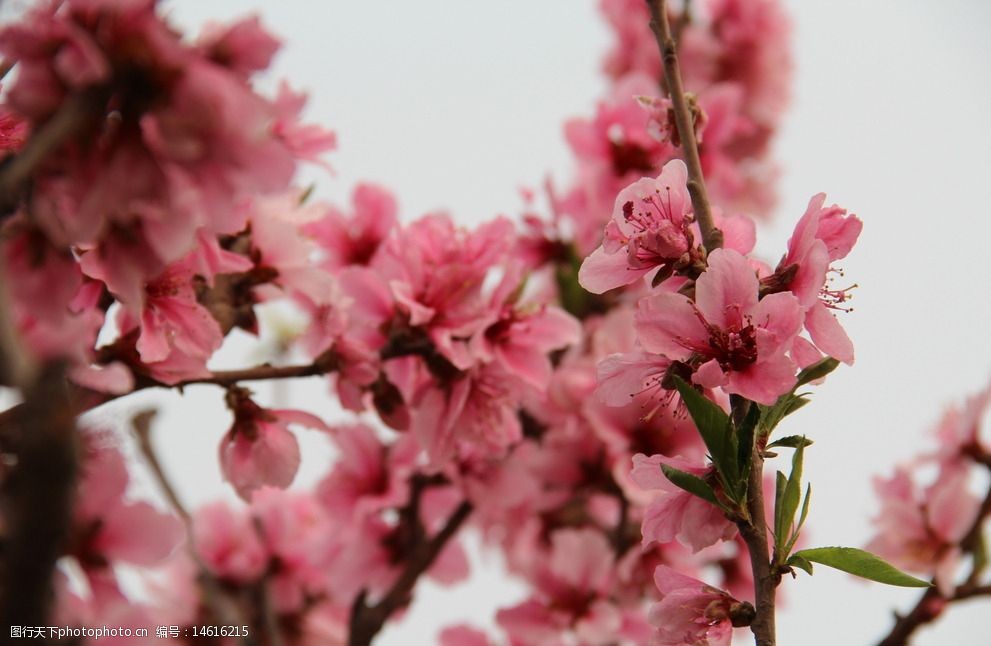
785 483 813 556
773 471 788 551
778 442 805 550
793 547 933 588
672 377 738 491
797 483 812 531
781 396 811 417
767 435 815 450
660 464 720 506
787 554 814 576
759 358 840 438
795 357 841 387
759 395 810 437
735 403 759 500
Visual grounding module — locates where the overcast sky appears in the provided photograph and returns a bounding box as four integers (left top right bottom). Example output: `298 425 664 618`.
66 1 991 643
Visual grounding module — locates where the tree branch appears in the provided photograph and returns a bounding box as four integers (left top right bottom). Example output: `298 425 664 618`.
348 498 473 646
148 351 340 390
644 0 722 252
0 362 78 636
736 446 778 646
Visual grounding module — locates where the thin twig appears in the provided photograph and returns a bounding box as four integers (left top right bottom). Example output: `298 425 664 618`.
0 265 35 387
131 410 251 643
348 499 473 646
151 351 340 390
644 0 722 252
257 577 284 646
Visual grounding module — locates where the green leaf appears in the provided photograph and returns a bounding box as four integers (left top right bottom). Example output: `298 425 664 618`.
797 483 812 533
792 547 933 588
785 483 812 555
660 464 720 507
758 395 809 437
795 357 841 387
781 396 811 417
773 441 805 554
758 357 840 438
767 435 815 450
672 377 739 494
773 471 788 549
735 403 759 499
787 554 814 576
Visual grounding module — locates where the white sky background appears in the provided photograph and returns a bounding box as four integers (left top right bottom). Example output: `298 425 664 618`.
33 0 991 644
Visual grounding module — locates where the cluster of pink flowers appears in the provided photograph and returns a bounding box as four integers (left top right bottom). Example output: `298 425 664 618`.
543 0 791 260
583 163 860 407
867 384 991 597
0 0 333 391
55 430 183 635
14 2 975 646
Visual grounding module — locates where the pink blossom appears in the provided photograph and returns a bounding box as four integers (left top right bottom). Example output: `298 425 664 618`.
412 362 524 466
768 193 862 364
439 626 493 646
377 214 513 369
0 224 117 386
252 488 337 612
565 73 674 181
932 380 991 460
631 454 736 552
219 390 331 500
113 255 225 384
472 271 581 390
271 81 338 168
72 432 183 569
595 351 672 410
0 107 26 156
648 566 744 646
306 183 398 270
636 248 802 404
461 443 547 533
297 600 349 646
866 461 981 594
245 191 338 306
317 423 416 520
599 0 658 80
497 528 620 646
0 2 330 300
579 160 695 294
324 515 399 603
53 570 158 646
419 486 471 585
706 0 792 128
192 502 267 583
196 15 281 79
